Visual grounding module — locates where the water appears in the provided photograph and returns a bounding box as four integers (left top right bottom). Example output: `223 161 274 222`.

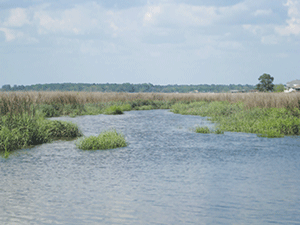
1 110 300 224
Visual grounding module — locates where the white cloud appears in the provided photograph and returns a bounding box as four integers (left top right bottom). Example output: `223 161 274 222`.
3 8 30 27
0 27 23 41
253 9 273 17
143 4 218 27
143 6 161 23
34 3 100 35
275 0 300 36
243 24 264 35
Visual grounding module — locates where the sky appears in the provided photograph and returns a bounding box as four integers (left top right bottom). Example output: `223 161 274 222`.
0 0 299 87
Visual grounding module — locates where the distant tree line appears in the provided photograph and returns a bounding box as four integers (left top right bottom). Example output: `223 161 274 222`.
0 83 255 93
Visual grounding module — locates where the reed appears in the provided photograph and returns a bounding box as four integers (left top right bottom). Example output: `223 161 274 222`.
1 92 300 113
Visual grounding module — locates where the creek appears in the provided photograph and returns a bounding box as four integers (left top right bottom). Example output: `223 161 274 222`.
1 110 300 224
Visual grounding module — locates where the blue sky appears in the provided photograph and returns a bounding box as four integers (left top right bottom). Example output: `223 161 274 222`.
0 0 299 86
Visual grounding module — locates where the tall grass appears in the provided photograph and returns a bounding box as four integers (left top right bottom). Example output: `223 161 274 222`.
1 92 300 112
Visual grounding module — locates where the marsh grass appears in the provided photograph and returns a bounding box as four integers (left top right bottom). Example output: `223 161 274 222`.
214 129 225 134
195 126 224 134
76 130 127 150
2 92 300 115
0 112 82 155
0 113 81 152
1 91 300 153
195 126 211 134
104 105 124 115
172 101 300 138
103 104 132 115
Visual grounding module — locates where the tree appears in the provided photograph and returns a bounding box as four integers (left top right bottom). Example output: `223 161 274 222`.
274 84 285 92
1 84 11 91
256 73 274 92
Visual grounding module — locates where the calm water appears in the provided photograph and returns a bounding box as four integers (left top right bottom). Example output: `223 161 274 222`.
1 110 300 224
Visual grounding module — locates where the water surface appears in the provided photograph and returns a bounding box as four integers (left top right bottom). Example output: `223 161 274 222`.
1 110 300 224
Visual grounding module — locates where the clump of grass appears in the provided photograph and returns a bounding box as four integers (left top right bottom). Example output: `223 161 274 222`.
119 103 132 111
0 113 82 156
39 119 82 139
104 105 124 115
214 129 224 134
76 130 127 150
195 126 211 134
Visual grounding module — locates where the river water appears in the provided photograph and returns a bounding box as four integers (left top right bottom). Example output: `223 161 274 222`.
1 110 300 224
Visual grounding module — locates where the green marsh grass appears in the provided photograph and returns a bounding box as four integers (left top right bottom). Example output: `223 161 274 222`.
1 91 300 153
0 113 82 154
76 130 127 150
194 126 224 134
195 126 211 134
214 129 225 134
103 104 132 115
104 105 124 115
171 101 300 138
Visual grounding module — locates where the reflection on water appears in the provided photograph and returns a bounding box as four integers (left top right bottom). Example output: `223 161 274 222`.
1 110 300 224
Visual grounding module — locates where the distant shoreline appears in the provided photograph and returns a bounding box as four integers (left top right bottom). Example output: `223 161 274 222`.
0 82 255 93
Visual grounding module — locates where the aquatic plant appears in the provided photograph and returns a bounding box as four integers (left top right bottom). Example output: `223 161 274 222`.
195 126 211 134
104 105 124 115
214 129 225 134
0 113 82 155
76 130 127 150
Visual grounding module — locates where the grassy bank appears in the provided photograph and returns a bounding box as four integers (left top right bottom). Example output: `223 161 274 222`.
0 113 82 157
171 101 300 138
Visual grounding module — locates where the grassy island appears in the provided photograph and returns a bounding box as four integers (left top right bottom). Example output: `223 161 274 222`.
76 130 127 150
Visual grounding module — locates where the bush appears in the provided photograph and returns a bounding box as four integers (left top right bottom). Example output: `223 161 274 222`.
76 130 127 150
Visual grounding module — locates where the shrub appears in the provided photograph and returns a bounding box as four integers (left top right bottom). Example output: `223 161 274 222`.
76 130 127 150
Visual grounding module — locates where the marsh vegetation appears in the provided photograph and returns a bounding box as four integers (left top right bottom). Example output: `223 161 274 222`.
76 130 127 150
1 91 300 155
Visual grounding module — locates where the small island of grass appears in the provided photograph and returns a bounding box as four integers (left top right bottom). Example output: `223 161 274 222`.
76 130 127 150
